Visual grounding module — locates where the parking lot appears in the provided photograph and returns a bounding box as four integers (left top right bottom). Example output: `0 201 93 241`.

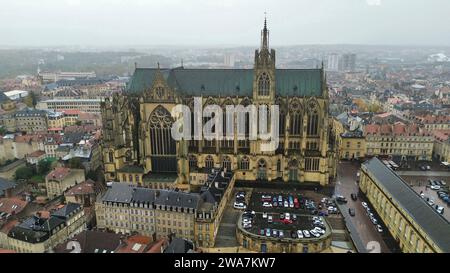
401 176 450 221
235 189 336 240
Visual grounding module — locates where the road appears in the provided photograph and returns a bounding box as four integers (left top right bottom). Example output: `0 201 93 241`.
335 161 392 253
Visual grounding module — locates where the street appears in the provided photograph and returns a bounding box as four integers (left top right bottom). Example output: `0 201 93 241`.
335 161 392 253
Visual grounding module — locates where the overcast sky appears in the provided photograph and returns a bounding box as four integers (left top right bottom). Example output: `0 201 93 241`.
1 0 449 47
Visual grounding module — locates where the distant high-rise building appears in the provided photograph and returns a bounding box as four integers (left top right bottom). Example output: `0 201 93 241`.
327 53 340 71
224 53 235 67
341 53 356 72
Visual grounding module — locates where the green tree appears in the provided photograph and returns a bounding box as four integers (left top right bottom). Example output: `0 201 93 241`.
15 166 35 180
86 170 97 181
37 159 51 175
68 158 83 169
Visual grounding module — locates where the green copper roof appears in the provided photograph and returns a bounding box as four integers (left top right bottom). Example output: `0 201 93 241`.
127 67 323 97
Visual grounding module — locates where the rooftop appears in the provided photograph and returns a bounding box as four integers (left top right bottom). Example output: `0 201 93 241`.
127 67 324 97
362 157 450 252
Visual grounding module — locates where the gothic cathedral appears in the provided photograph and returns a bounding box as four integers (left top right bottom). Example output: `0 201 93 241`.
101 19 338 190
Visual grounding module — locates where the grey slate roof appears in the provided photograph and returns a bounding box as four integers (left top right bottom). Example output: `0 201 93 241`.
126 67 323 97
0 178 16 196
51 202 81 219
102 183 200 210
163 237 194 253
362 157 450 252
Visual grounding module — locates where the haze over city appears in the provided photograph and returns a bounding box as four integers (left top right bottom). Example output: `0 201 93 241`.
1 0 450 47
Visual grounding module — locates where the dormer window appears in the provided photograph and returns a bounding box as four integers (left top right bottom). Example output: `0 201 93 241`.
258 72 270 96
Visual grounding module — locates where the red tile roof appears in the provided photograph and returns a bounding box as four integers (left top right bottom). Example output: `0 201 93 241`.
364 122 430 136
0 197 28 215
115 235 153 253
27 150 46 158
63 110 81 115
64 179 96 196
46 167 71 181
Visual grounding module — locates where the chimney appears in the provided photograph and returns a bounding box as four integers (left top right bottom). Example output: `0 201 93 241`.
5 188 13 198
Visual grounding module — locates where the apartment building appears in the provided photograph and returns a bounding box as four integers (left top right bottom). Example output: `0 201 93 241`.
7 203 86 253
359 158 450 253
37 99 102 114
14 108 48 133
96 183 200 242
364 122 434 161
45 167 86 198
339 130 366 160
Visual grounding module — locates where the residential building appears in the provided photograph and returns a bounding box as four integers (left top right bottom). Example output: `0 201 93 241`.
364 122 434 162
7 203 86 253
37 99 102 113
45 167 85 198
340 130 366 160
14 108 48 133
95 183 200 241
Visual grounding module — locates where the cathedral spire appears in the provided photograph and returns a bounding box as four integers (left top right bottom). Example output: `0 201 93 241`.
261 14 269 50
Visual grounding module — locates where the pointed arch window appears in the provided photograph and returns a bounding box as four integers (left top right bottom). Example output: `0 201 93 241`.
257 159 267 180
222 156 231 171
189 155 198 171
240 156 250 170
289 100 303 136
307 102 320 137
149 106 175 155
205 155 214 170
258 73 270 96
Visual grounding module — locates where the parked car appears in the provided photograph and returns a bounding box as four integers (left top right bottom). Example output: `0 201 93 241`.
285 213 291 220
313 227 325 235
236 191 245 198
303 230 311 238
280 213 285 220
349 208 355 216
234 202 246 209
291 230 297 239
284 200 289 208
261 194 272 200
268 215 273 223
279 230 284 238
351 193 357 201
243 210 255 217
436 206 444 214
297 230 304 238
278 195 283 202
376 225 383 233
263 202 273 208
420 165 427 171
371 218 378 225
272 229 278 237
262 212 268 218
310 229 320 238
431 185 441 190
260 229 265 236
292 214 297 221
265 228 271 237
336 195 347 203
361 202 368 208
